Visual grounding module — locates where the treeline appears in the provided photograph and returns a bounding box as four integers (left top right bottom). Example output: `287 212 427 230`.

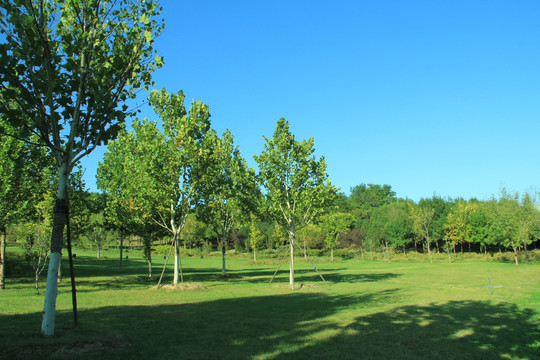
205 184 540 266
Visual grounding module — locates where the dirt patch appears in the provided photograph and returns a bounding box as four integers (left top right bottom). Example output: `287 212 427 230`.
271 282 322 290
150 282 208 291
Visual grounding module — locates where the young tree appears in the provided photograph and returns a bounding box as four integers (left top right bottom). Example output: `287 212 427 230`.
0 0 163 335
249 215 265 262
322 212 354 262
18 193 54 295
411 203 436 263
0 119 52 289
445 200 472 256
254 118 336 289
97 129 142 271
200 130 258 274
99 89 213 285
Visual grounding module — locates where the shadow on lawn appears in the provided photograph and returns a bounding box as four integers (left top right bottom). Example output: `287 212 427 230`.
1 292 538 360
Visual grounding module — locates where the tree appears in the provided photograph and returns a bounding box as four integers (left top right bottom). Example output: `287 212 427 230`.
349 184 396 212
445 200 471 255
0 0 164 335
322 212 354 262
200 129 258 274
17 193 54 295
254 118 336 289
100 89 213 286
411 203 435 263
0 119 52 289
249 215 265 262
97 128 143 272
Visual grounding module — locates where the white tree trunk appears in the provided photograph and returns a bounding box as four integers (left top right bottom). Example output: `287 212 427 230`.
173 233 180 285
289 229 295 290
42 162 69 336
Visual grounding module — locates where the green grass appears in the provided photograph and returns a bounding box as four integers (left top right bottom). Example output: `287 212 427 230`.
1 247 539 359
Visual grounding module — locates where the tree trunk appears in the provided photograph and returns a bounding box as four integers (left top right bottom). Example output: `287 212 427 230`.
253 249 256 262
426 236 433 264
119 231 124 272
148 259 152 278
289 228 295 290
173 232 180 285
221 230 227 275
1 226 6 289
331 247 334 263
42 163 69 336
513 244 519 265
446 241 451 263
35 271 40 295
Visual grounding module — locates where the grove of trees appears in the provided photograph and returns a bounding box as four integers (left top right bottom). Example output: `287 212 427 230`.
1 0 539 339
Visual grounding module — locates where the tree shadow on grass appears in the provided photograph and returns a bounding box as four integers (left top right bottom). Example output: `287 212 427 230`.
1 291 538 360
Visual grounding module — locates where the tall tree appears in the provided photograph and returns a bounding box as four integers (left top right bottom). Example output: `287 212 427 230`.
254 118 336 289
99 89 213 285
200 130 258 274
0 0 163 335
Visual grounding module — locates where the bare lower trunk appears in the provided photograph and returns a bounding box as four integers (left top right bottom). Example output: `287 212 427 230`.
513 245 519 265
426 237 433 264
42 196 67 336
173 233 180 285
221 230 227 275
119 231 124 272
331 248 334 262
253 250 256 262
289 228 295 290
42 163 69 336
1 226 6 289
35 272 40 295
148 259 152 278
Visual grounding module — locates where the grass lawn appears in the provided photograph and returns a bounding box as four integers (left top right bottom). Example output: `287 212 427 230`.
1 247 539 359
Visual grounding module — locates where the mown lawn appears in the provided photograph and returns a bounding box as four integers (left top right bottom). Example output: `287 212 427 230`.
1 248 539 359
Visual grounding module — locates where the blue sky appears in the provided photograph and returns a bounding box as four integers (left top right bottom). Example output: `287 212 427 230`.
82 0 540 202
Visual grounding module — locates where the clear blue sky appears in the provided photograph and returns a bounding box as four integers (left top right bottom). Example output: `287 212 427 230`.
82 0 540 202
